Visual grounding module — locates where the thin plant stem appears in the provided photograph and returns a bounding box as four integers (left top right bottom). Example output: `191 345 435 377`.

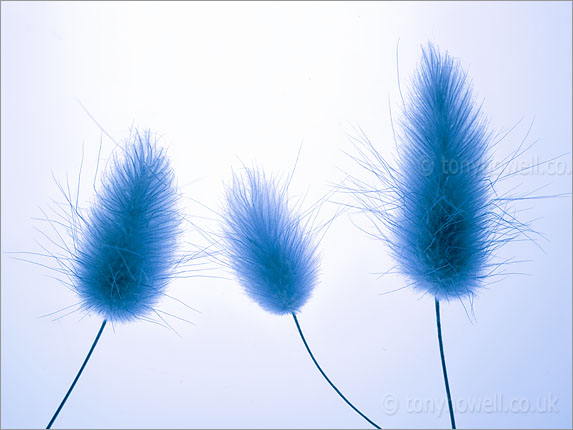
435 299 456 429
47 319 107 429
291 312 381 429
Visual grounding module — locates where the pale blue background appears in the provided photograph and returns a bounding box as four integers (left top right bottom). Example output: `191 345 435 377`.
1 1 571 429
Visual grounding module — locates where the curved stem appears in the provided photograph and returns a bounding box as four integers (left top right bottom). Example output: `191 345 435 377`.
435 300 456 429
291 313 381 429
47 319 107 429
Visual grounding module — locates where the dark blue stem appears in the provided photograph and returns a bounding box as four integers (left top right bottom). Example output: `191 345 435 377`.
435 299 456 429
47 319 107 429
292 312 381 429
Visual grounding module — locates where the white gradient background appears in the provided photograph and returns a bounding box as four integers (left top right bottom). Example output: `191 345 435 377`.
1 1 571 429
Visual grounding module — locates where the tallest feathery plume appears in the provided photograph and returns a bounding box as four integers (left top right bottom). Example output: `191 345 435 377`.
350 43 518 301
347 43 527 428
392 43 494 300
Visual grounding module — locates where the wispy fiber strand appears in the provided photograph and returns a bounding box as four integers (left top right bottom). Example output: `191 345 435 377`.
222 167 381 428
46 130 182 428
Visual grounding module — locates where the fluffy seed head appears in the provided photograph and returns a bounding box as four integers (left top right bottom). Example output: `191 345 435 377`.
348 43 523 301
72 130 182 322
222 168 319 315
394 43 492 299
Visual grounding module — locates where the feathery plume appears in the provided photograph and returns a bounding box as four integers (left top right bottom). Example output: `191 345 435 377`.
73 130 181 322
42 129 183 428
222 168 318 314
221 166 381 428
346 42 531 428
348 43 526 301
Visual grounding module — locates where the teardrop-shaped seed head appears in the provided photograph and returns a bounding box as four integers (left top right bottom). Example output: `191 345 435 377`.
73 130 181 322
222 168 319 315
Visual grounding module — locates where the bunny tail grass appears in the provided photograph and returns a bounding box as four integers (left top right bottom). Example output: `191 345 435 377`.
73 130 182 322
40 130 182 427
222 168 318 315
345 42 525 303
345 41 538 430
47 320 107 429
392 42 494 300
435 300 455 429
292 313 381 429
222 168 379 426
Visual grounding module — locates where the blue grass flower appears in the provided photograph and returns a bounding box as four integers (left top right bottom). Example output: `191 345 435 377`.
220 167 381 428
222 168 318 315
72 130 182 322
345 42 533 429
37 129 183 428
391 42 493 300
348 42 523 301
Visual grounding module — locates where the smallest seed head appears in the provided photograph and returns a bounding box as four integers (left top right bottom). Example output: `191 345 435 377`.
222 167 319 315
71 130 182 322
